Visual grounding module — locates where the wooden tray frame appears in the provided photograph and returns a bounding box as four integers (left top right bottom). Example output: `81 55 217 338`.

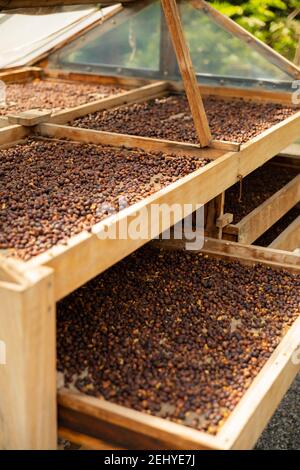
0 8 300 445
223 156 300 246
56 238 300 451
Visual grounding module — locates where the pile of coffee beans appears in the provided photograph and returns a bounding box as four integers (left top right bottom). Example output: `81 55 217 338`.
255 206 300 247
225 163 299 224
57 246 300 435
71 95 296 144
0 138 208 260
0 79 124 115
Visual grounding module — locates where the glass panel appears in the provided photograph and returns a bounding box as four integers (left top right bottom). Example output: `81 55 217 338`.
56 1 161 72
0 7 97 68
179 0 291 81
48 0 294 89
178 0 290 80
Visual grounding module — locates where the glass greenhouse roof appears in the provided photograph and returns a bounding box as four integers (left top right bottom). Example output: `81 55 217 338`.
48 0 299 92
0 5 117 68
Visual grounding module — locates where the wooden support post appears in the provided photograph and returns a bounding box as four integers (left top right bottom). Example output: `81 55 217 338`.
0 266 57 450
161 0 212 147
205 193 232 239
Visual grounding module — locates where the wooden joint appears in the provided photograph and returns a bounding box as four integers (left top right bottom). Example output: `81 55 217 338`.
7 110 52 127
216 213 234 229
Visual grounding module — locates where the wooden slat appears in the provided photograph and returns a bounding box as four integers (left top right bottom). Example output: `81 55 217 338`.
36 123 225 159
155 236 300 272
59 427 124 450
192 0 300 79
0 266 57 450
58 389 222 450
161 0 212 147
269 215 300 251
170 81 297 106
0 125 30 146
233 175 300 245
0 66 42 83
279 143 300 158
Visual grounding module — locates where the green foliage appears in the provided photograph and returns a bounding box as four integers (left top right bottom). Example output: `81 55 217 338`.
208 0 300 60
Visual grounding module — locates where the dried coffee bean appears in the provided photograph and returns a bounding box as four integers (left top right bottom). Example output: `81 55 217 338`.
71 95 296 144
57 247 300 435
0 79 124 115
0 138 209 260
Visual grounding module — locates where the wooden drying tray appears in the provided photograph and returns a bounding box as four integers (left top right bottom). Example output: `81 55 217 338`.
1 112 300 449
27 79 300 153
223 155 300 246
57 238 300 450
269 214 300 252
1 82 300 448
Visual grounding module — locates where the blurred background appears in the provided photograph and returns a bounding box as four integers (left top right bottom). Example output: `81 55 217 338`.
208 0 300 62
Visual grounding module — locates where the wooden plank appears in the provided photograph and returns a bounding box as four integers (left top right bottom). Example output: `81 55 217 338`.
44 69 153 89
36 123 225 159
161 0 212 147
0 118 9 128
269 215 300 251
58 389 222 450
192 0 300 79
218 314 300 449
59 427 124 450
0 125 30 146
7 110 52 127
50 81 169 125
155 237 300 272
170 81 297 106
235 175 300 245
0 66 42 83
279 143 300 158
0 266 56 450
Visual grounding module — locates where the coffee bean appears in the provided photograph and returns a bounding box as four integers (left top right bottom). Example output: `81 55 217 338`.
0 139 209 260
71 95 296 144
0 79 124 115
57 247 300 435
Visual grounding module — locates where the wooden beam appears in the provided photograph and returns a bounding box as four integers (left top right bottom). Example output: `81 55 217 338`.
161 0 212 147
0 266 56 450
7 110 52 127
279 143 300 158
36 123 225 160
192 0 300 80
59 427 125 450
234 175 300 245
0 66 42 83
58 389 222 450
0 125 30 146
269 215 300 251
